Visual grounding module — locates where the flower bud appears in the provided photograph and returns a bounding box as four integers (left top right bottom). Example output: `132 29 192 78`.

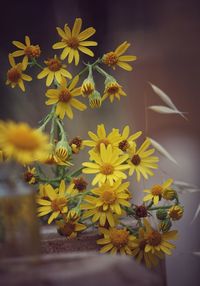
55 139 72 166
81 78 95 97
159 219 172 232
89 90 102 108
156 209 168 220
162 189 177 200
168 205 184 221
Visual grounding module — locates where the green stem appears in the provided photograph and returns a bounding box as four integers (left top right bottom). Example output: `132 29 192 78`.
149 205 173 211
31 58 44 69
56 118 67 141
69 167 84 178
95 65 109 78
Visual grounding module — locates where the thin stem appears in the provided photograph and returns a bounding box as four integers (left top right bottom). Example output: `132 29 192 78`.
69 167 84 178
56 118 67 141
95 65 109 78
149 205 173 211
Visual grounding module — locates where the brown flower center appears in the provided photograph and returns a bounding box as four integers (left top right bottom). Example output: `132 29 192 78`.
135 205 148 218
110 229 129 248
73 177 88 192
147 231 162 246
51 197 67 211
106 83 120 95
151 185 163 196
131 154 141 166
65 37 79 49
46 58 62 71
7 67 21 83
119 140 130 151
24 45 41 58
100 163 114 175
24 171 34 183
59 89 72 102
101 189 116 204
103 52 118 66
59 222 76 237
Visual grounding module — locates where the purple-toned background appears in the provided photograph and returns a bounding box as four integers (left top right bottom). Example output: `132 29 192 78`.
0 1 200 285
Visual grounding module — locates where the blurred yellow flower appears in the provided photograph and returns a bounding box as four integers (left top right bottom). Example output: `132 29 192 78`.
6 54 32 92
56 217 86 238
143 219 178 256
53 18 97 65
168 205 184 221
97 227 136 255
24 166 37 184
132 227 164 268
12 35 41 68
82 144 129 186
102 41 136 71
102 79 126 103
143 179 173 205
45 76 87 119
0 121 50 164
127 139 159 182
37 55 72 86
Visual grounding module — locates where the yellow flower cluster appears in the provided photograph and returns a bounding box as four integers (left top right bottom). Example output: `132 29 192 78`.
3 17 185 270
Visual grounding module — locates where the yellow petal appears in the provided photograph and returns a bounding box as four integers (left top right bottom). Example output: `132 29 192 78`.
118 55 137 62
117 61 133 71
78 27 96 41
78 46 94 57
53 42 67 49
72 18 82 37
12 41 26 49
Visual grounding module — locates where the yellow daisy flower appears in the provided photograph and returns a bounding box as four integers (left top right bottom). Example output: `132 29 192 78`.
37 183 57 200
37 55 72 86
37 181 67 224
102 79 126 103
0 121 50 164
81 180 130 226
143 219 178 256
127 139 159 182
53 18 97 65
143 179 173 205
12 35 41 68
97 227 136 255
82 144 130 186
118 125 142 152
102 41 137 71
132 227 164 268
45 76 87 119
24 166 37 184
56 217 86 238
83 124 122 153
6 54 32 92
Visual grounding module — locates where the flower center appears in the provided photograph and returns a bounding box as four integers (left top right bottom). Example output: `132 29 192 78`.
66 37 79 49
51 197 67 211
46 58 62 71
151 185 163 196
24 45 41 58
59 89 72 102
119 140 130 151
106 83 120 95
62 222 76 236
8 129 40 151
7 67 21 83
101 189 116 204
110 229 129 248
103 52 118 66
147 231 162 246
100 163 114 175
73 177 88 192
24 171 34 183
96 139 110 152
131 154 141 166
135 205 148 218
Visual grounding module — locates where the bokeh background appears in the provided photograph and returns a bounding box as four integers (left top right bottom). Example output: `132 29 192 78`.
0 0 200 285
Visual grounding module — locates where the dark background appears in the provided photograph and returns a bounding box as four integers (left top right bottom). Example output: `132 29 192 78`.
0 1 200 285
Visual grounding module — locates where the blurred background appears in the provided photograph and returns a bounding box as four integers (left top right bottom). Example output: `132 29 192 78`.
0 0 200 285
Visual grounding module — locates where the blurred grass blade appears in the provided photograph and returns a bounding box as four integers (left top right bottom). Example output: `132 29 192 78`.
148 105 186 115
191 204 200 223
173 181 200 193
149 82 187 120
148 137 178 165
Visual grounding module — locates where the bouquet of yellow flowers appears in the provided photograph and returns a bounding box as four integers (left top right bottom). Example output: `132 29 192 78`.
0 17 185 268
